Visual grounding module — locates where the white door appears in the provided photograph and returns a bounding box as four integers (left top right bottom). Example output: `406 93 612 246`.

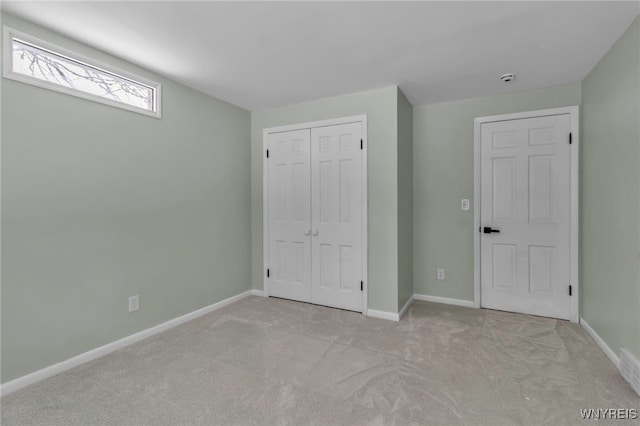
311 122 364 311
267 129 312 303
480 114 572 319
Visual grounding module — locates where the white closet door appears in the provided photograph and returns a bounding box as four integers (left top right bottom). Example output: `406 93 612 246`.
267 129 312 303
480 114 572 319
311 122 363 311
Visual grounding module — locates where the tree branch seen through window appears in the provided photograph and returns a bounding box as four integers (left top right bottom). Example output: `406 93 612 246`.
11 38 156 112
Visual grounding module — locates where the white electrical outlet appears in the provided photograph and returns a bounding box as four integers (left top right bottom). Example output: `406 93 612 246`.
128 295 139 313
437 268 445 280
461 199 470 211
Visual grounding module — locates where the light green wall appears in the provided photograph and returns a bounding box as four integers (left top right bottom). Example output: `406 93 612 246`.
1 13 251 383
413 83 581 301
251 87 400 313
581 17 640 360
397 88 413 310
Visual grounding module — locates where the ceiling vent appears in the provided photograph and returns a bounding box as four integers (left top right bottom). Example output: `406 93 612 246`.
500 73 515 82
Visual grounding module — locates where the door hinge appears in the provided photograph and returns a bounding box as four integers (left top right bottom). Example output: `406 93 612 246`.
569 132 572 145
361 281 363 291
266 149 269 158
360 139 363 150
267 268 270 278
569 285 572 296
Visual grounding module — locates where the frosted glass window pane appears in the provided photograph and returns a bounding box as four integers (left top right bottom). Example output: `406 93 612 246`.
11 38 156 112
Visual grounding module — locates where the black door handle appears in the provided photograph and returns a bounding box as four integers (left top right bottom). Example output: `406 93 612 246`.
483 227 500 234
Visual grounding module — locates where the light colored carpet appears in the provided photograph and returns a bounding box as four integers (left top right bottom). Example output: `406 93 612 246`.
1 296 638 425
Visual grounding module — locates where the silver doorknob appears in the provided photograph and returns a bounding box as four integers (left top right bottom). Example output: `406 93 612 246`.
304 229 311 236
312 230 319 236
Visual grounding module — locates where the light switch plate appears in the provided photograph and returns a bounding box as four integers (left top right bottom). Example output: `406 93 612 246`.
128 295 139 313
461 199 470 211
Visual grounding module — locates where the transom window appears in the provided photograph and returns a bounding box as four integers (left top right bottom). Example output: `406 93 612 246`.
3 27 161 118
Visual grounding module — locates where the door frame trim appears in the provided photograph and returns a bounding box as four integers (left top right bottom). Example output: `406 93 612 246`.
262 115 368 315
473 106 579 323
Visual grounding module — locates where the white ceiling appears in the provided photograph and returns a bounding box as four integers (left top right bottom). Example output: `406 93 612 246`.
2 1 639 111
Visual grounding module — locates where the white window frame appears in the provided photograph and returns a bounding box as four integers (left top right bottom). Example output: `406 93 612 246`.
3 26 162 118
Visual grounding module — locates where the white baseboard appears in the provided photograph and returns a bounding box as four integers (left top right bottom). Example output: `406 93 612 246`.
398 294 414 320
368 293 474 321
0 290 256 396
580 318 620 369
250 289 265 297
413 293 475 308
367 309 399 321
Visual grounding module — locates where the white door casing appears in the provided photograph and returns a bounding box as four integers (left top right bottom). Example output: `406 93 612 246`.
263 115 368 314
266 129 312 303
474 107 579 322
311 122 363 311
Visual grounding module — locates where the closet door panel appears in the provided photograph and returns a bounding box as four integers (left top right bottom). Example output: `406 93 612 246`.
267 129 312 302
311 122 363 311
